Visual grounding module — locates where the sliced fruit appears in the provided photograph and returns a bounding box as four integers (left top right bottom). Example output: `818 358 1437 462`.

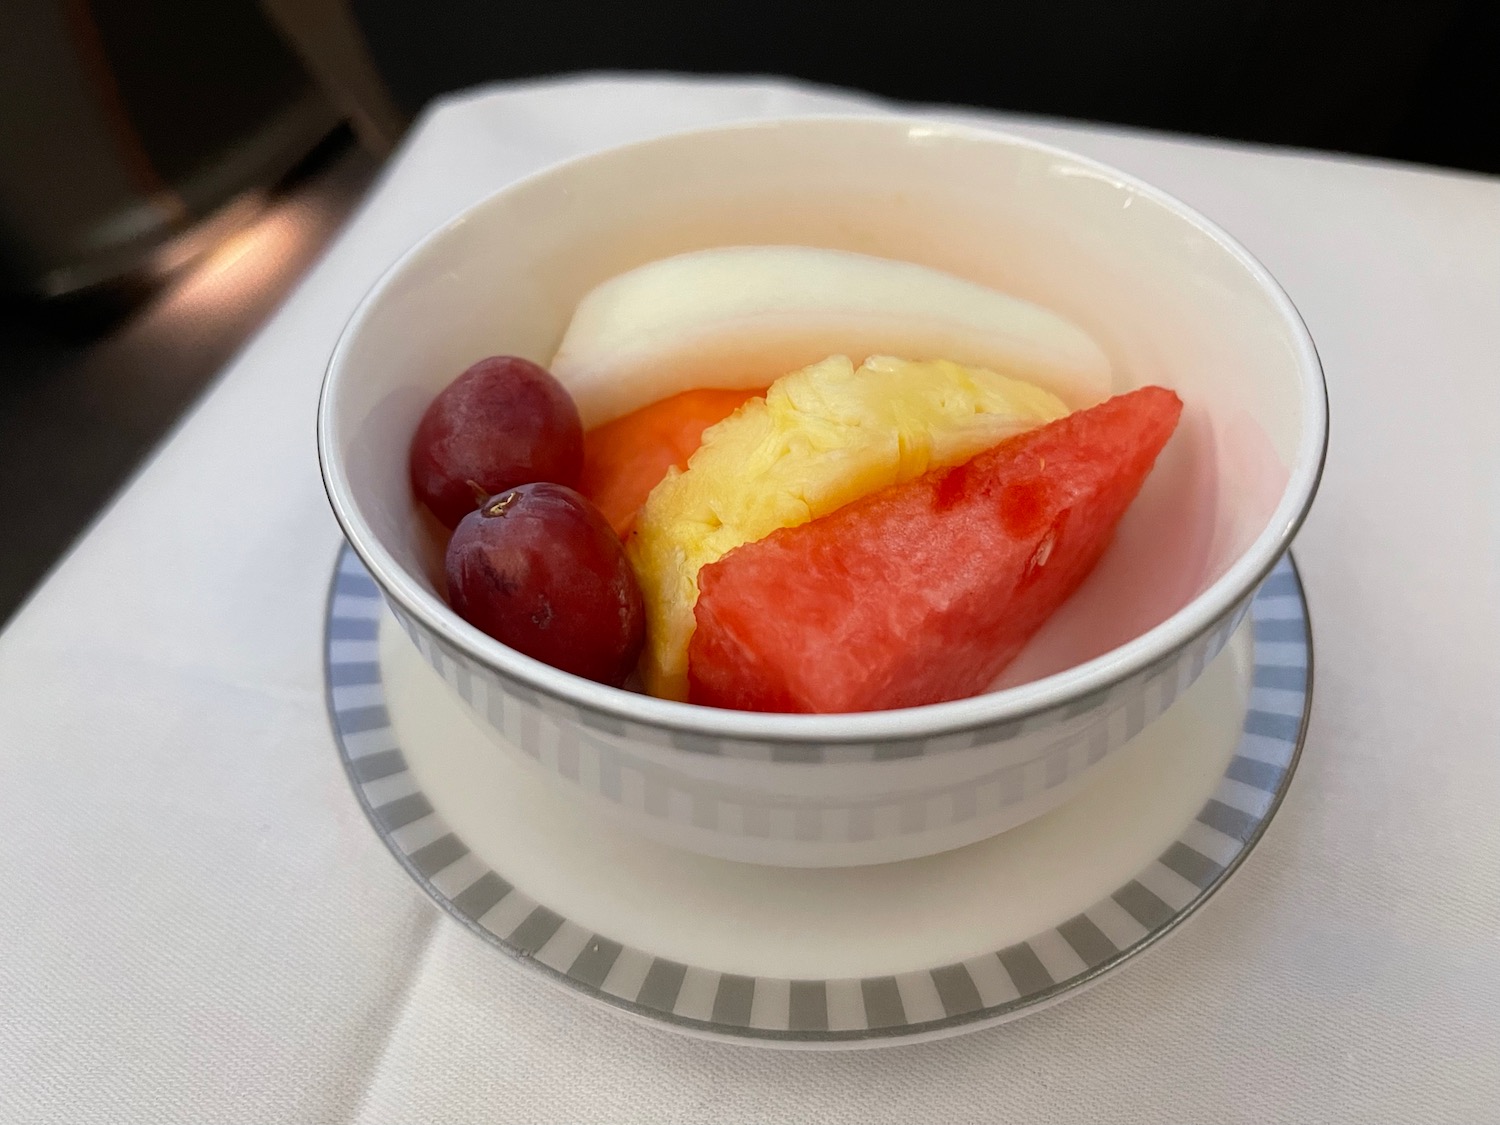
688 386 1184 713
629 355 1070 701
550 246 1112 426
579 386 764 539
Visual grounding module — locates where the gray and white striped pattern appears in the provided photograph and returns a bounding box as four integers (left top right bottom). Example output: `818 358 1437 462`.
383 574 1251 766
326 547 1311 1043
379 573 1253 852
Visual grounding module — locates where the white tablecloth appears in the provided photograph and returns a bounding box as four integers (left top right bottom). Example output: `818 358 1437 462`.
2 76 1497 1124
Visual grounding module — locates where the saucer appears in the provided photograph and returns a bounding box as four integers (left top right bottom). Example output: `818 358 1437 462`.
325 546 1310 1047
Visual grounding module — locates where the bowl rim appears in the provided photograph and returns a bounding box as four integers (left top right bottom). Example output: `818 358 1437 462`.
317 112 1328 745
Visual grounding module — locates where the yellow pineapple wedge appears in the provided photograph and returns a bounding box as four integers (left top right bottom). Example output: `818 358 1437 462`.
629 355 1070 701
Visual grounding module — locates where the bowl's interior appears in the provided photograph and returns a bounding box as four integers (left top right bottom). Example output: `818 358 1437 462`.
325 117 1316 707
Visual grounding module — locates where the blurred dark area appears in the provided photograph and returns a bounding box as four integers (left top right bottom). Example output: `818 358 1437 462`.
0 0 382 626
350 0 1500 175
0 132 376 624
0 0 1496 626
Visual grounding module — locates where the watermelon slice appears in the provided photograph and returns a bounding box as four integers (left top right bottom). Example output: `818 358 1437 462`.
579 387 764 538
687 386 1183 713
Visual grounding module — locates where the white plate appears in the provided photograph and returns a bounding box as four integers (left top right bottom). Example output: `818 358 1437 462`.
326 547 1310 1047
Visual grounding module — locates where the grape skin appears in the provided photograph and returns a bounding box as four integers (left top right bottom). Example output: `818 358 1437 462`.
409 356 583 529
445 483 644 687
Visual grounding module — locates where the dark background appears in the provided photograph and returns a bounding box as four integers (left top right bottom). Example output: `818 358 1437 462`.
0 0 1496 625
356 0 1500 174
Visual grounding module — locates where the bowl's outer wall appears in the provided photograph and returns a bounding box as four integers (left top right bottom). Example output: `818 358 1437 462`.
320 117 1325 863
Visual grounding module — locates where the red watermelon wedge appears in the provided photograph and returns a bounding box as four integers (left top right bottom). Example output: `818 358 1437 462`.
687 386 1183 713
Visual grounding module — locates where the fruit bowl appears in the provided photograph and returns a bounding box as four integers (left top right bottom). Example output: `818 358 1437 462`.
317 116 1327 867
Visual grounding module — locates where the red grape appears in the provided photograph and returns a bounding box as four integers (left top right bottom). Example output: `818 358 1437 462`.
445 483 644 687
410 356 584 529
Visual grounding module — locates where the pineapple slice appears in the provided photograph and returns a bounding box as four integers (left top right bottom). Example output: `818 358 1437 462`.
629 354 1069 701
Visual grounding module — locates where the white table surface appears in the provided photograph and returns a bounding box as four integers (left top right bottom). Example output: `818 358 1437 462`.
2 76 1498 1124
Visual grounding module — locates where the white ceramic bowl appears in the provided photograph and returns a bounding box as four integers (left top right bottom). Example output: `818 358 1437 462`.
318 116 1326 867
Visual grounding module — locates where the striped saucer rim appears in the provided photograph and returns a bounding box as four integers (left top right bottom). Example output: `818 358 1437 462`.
324 545 1311 1044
